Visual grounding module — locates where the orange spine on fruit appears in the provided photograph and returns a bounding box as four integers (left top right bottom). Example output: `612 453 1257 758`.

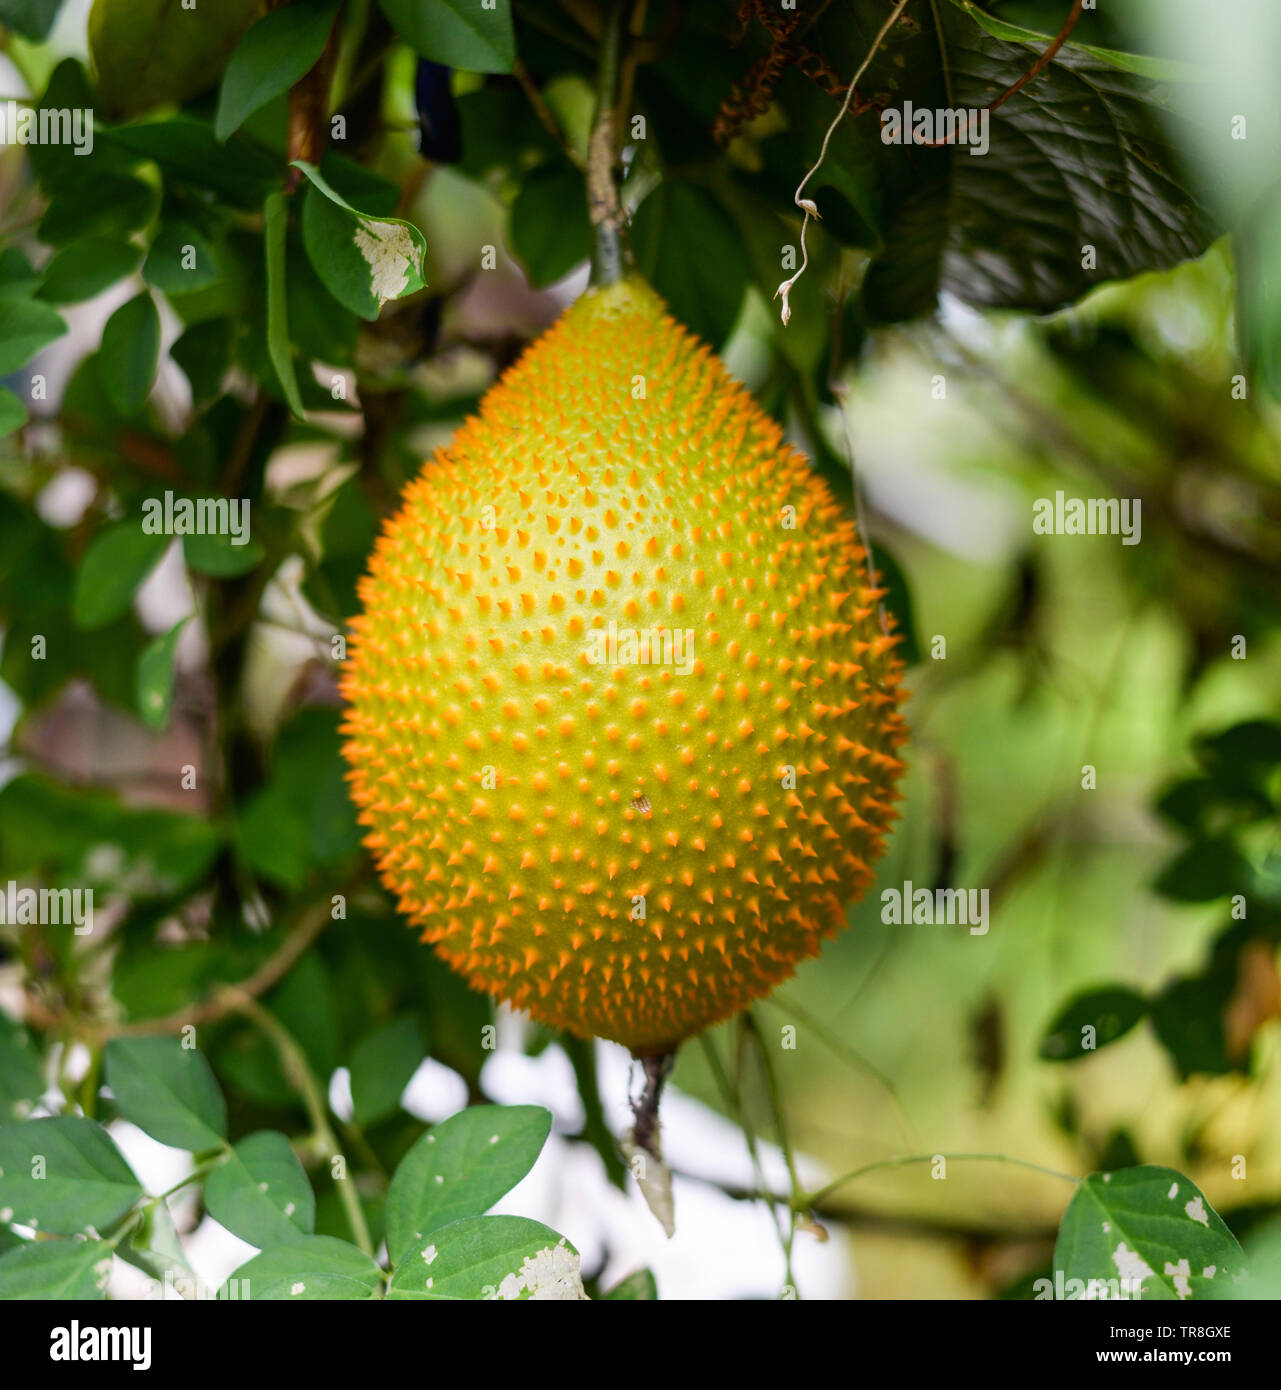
340 278 908 1055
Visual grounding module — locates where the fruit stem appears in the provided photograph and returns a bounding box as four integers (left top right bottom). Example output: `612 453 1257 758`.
629 1048 675 1159
587 0 628 287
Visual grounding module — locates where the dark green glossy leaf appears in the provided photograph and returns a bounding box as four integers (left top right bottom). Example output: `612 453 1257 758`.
39 175 156 247
0 297 66 374
143 221 221 294
378 0 515 75
99 292 161 416
37 238 142 304
171 318 235 404
509 162 592 289
0 0 62 41
631 180 749 348
1040 987 1148 1062
135 617 188 730
263 191 307 417
90 0 260 119
215 0 343 141
183 531 264 578
349 1016 423 1126
0 388 27 439
71 520 167 630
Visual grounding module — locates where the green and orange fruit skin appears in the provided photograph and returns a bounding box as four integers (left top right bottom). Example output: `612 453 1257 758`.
340 278 908 1055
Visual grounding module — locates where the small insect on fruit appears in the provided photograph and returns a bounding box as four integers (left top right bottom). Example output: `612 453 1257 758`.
341 277 908 1056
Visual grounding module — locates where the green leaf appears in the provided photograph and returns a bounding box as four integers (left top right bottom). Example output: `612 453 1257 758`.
601 1267 658 1300
0 1018 44 1119
1150 973 1234 1079
104 1037 227 1151
99 293 161 416
0 774 221 897
1039 987 1148 1061
90 0 260 119
217 955 340 1107
204 1132 315 1249
1153 839 1253 902
234 707 361 889
384 1105 552 1265
39 174 156 247
263 191 307 417
945 0 1198 81
1053 1166 1244 1300
104 116 278 208
71 521 168 630
0 0 63 42
215 0 343 142
0 1118 143 1233
0 388 27 440
378 0 515 75
117 1197 195 1285
0 297 66 374
1221 1214 1281 1300
0 246 41 298
386 1215 581 1300
631 181 749 348
172 318 235 404
349 1016 423 1126
36 238 143 304
768 1 1219 320
509 162 592 289
295 161 427 319
230 1235 382 1299
143 221 221 294
1154 777 1274 835
1197 720 1281 789
135 617 188 731
183 531 264 578
0 1239 114 1300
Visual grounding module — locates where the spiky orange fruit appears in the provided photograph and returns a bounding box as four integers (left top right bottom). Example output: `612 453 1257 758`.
340 278 907 1055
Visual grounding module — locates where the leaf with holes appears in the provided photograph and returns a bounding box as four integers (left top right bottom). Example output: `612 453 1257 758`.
1054 1165 1243 1300
295 161 426 319
384 1105 551 1265
229 1235 382 1299
386 1216 582 1300
204 1132 315 1249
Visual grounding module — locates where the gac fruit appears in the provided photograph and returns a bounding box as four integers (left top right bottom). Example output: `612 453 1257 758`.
340 278 907 1055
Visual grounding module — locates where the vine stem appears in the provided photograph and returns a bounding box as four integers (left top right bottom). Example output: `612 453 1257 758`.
587 0 628 286
775 0 913 324
796 1151 1081 1212
224 990 375 1259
